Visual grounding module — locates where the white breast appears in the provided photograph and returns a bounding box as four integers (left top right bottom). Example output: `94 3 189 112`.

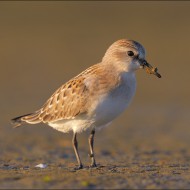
48 72 136 133
94 72 136 128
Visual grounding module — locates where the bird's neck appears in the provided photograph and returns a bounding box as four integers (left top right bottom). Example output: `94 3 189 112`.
102 60 135 75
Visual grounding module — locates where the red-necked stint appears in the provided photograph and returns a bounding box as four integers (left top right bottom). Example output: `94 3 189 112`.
11 39 161 169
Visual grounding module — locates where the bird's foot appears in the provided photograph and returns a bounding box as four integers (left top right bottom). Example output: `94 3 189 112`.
74 164 83 170
88 153 97 168
89 163 97 168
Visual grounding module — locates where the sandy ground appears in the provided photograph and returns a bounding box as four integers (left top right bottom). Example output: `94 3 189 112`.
1 107 190 189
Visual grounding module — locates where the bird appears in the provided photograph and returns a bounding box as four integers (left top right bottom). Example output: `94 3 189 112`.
11 39 161 169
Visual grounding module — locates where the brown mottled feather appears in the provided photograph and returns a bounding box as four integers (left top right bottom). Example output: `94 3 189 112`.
19 63 120 125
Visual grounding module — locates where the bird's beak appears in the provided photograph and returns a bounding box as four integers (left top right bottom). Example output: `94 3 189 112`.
140 60 161 78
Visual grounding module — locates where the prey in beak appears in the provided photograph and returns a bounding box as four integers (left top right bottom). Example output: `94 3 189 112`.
141 60 161 78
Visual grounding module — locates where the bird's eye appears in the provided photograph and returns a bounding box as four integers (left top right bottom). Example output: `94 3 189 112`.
127 51 134 57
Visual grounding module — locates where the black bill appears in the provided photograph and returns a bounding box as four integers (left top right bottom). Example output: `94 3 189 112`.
142 60 161 78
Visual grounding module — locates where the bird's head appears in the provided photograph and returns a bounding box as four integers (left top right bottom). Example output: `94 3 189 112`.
102 39 161 78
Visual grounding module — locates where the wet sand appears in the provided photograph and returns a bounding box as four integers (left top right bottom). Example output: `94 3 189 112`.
1 107 190 189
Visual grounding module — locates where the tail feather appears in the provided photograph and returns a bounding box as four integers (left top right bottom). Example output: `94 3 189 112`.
11 113 33 128
11 111 41 128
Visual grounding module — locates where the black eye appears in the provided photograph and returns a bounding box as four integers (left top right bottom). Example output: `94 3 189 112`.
127 51 134 57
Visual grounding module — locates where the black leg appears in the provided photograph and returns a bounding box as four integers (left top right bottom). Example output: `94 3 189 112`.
88 129 97 167
72 133 83 169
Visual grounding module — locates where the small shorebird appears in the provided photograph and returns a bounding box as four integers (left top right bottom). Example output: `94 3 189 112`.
11 39 161 169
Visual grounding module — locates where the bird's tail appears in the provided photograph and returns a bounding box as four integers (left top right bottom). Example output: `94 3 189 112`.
11 111 42 128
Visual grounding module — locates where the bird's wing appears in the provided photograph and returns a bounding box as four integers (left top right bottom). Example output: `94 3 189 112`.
13 73 89 126
31 75 89 123
19 63 120 124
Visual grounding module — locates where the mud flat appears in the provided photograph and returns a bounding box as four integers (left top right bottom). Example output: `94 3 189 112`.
1 112 190 189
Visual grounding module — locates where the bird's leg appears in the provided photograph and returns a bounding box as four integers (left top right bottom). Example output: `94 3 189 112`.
72 133 83 169
88 129 97 167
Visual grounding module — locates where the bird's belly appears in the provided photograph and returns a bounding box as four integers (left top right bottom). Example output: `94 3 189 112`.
94 84 136 127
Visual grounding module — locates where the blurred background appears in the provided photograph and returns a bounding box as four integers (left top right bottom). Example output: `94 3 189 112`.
0 1 190 167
